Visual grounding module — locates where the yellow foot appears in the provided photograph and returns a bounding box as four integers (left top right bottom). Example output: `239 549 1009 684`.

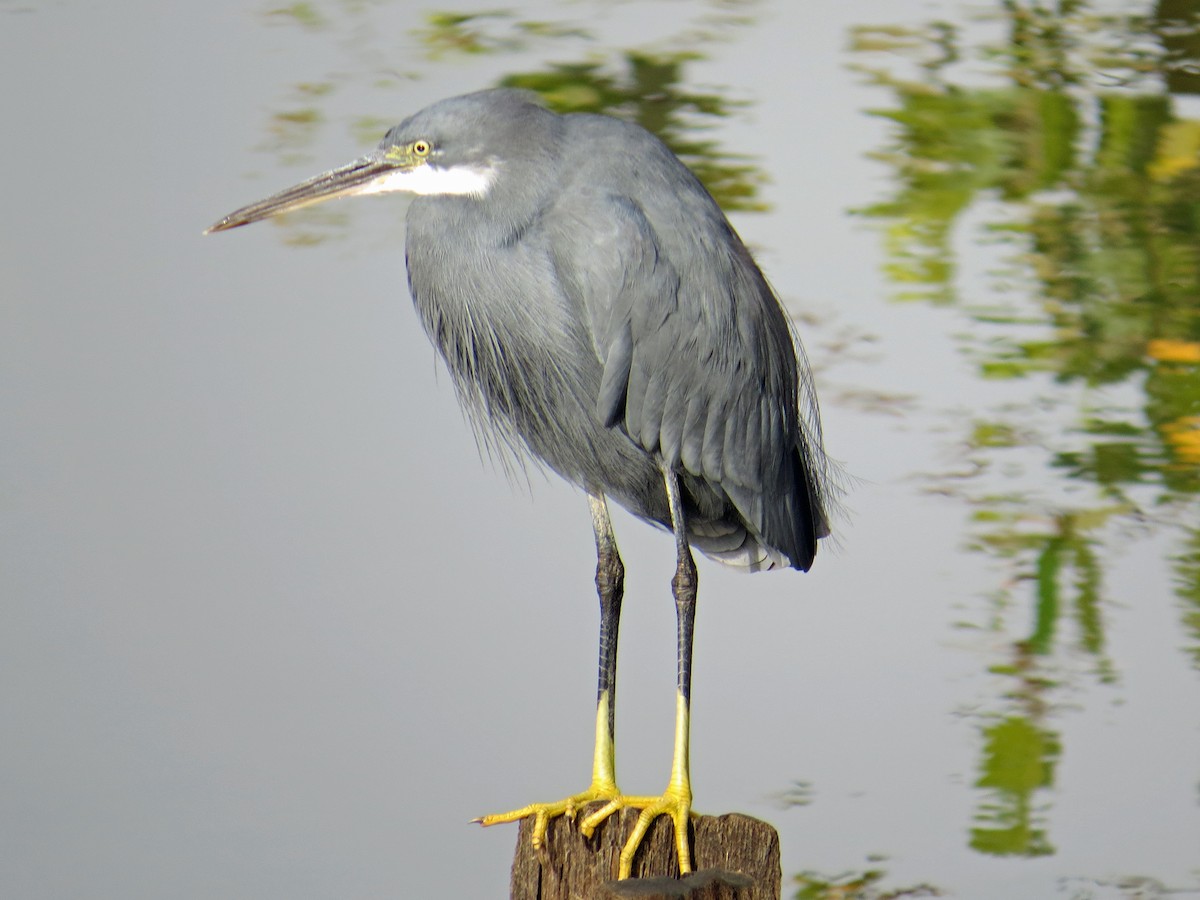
474 781 621 850
579 785 694 879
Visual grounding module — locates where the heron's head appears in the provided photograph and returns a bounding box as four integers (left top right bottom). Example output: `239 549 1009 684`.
206 89 556 233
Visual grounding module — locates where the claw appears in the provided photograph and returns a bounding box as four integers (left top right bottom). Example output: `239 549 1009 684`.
578 785 694 879
478 782 693 878
476 781 621 848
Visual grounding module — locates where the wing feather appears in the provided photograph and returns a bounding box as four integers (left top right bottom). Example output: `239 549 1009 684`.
548 186 826 569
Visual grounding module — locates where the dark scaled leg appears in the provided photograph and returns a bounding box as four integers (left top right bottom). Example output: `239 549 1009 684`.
475 492 624 844
581 466 697 878
590 491 625 791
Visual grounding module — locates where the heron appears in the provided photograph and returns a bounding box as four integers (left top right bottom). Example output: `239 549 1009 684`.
207 88 832 879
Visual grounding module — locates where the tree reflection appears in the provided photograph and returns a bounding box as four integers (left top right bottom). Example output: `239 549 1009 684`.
499 55 766 212
794 867 941 899
855 0 1200 862
232 0 1200 888
249 0 769 244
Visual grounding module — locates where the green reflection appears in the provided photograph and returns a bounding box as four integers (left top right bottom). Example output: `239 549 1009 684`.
971 715 1059 857
265 2 325 30
416 10 591 57
1028 515 1107 662
500 55 766 211
1176 526 1200 668
855 0 1200 861
857 5 1200 469
247 0 769 238
794 866 942 899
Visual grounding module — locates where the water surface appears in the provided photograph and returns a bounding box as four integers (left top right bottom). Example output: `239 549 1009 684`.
2 1 1198 897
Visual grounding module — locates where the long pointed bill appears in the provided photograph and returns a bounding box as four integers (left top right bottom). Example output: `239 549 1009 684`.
205 153 402 234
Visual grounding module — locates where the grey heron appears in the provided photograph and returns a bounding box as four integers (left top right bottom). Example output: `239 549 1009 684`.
208 88 833 880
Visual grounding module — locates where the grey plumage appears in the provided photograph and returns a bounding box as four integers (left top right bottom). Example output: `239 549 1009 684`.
398 90 830 570
207 88 835 878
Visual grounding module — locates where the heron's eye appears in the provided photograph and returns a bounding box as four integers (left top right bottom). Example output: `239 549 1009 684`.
412 140 432 157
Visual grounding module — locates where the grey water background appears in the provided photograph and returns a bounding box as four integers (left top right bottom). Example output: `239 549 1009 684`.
3 1 1199 897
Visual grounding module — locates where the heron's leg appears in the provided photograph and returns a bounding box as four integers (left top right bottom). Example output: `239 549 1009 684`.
589 491 625 793
474 492 624 846
580 467 697 878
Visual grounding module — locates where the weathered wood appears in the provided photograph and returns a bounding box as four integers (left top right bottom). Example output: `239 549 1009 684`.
597 869 755 899
510 803 780 900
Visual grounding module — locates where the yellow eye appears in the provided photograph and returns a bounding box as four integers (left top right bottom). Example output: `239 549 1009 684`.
412 140 431 156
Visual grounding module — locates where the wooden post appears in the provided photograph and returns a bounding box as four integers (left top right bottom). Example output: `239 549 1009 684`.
510 804 781 900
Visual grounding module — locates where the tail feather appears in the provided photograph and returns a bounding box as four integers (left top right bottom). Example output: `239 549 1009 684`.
688 518 791 572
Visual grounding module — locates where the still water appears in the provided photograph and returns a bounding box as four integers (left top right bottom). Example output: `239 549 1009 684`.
2 1 1198 898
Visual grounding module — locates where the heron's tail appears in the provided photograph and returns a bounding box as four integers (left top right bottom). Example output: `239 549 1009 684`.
688 518 792 572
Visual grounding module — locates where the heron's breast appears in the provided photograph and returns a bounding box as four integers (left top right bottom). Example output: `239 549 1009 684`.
409 231 603 435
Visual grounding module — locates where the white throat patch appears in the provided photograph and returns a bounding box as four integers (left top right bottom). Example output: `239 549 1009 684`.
358 162 497 198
